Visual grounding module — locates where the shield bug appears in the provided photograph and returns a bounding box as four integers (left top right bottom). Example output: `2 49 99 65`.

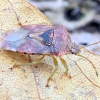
1 24 100 87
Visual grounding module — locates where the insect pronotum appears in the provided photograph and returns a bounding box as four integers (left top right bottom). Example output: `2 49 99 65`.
1 24 100 87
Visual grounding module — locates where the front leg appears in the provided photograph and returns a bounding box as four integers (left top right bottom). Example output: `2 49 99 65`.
60 57 71 79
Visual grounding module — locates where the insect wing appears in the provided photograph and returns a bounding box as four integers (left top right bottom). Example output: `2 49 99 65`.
22 24 54 45
1 24 54 54
1 28 29 51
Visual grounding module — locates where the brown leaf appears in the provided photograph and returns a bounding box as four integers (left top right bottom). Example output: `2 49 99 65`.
0 0 100 100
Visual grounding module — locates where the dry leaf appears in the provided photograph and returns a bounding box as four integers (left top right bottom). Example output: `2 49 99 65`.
0 0 100 100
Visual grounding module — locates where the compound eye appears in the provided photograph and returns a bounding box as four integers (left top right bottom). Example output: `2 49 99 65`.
71 42 80 54
71 51 74 54
71 48 76 54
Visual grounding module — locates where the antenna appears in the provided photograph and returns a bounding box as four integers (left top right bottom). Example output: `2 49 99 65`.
80 41 100 48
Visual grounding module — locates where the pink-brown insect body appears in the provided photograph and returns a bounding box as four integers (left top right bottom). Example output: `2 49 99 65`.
1 24 79 56
50 25 73 56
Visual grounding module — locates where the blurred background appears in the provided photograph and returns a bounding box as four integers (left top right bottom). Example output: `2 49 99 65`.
27 0 100 54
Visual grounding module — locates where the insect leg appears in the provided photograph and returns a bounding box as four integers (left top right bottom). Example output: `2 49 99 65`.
10 55 45 70
28 54 32 62
45 56 58 87
60 57 71 79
